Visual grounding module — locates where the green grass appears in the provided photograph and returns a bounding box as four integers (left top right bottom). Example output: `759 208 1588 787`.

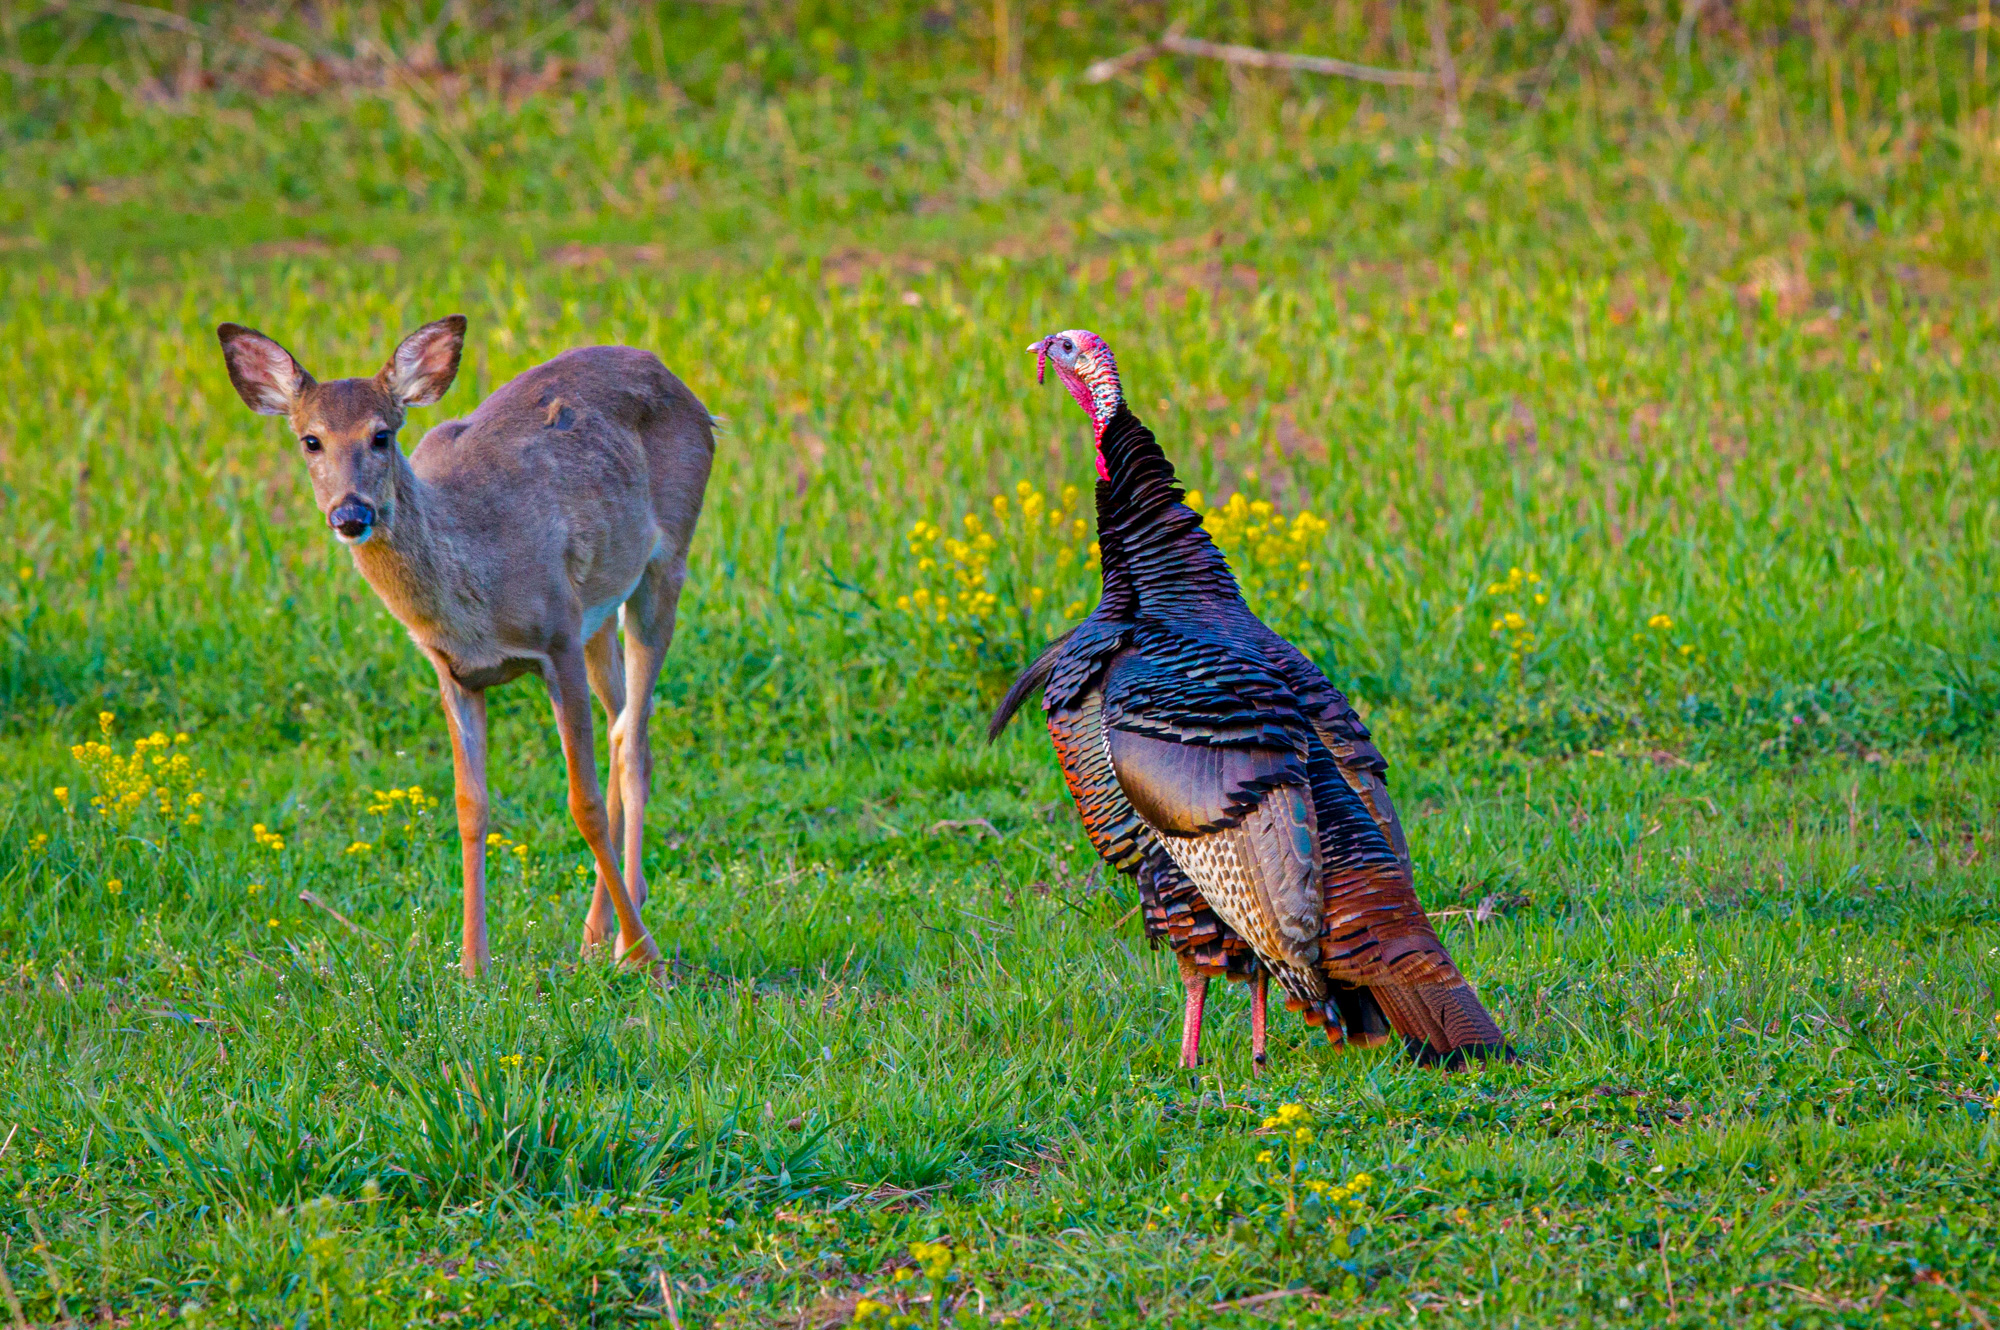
4 4 2000 1326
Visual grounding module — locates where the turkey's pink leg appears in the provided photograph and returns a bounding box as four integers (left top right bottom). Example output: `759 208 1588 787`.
1251 972 1268 1074
1177 953 1209 1070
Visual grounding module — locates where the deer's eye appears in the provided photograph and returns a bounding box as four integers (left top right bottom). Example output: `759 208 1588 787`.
372 430 393 449
301 435 322 453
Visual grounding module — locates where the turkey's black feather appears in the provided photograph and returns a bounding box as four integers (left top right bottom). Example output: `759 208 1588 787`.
1020 399 1507 1062
987 628 1076 742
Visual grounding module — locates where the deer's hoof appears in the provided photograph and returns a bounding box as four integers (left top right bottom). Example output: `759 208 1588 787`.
614 930 662 970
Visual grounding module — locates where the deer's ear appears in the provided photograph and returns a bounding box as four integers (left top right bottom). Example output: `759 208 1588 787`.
380 315 466 408
218 324 315 416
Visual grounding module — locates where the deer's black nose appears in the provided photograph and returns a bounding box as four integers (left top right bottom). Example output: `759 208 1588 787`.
329 499 376 542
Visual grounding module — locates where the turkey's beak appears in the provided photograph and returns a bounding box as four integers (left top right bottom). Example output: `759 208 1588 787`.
1028 335 1052 384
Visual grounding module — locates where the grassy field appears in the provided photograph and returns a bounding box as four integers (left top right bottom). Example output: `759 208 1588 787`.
3 3 1999 1325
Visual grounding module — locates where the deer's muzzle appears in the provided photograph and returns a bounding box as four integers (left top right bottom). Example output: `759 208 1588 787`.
329 499 376 544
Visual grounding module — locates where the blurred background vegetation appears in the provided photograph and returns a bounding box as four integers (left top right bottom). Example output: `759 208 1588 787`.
3 0 1995 772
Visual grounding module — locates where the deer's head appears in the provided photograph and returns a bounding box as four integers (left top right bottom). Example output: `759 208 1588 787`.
217 316 465 544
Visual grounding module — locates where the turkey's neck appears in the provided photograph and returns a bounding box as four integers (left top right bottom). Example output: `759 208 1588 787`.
1092 405 1238 616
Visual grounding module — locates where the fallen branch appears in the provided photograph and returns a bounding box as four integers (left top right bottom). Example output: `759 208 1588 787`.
0 1249 25 1330
928 817 1001 838
59 0 310 62
1426 1 1463 129
655 1269 684 1330
0 57 106 81
1209 1287 1324 1312
1086 32 1437 88
298 890 385 943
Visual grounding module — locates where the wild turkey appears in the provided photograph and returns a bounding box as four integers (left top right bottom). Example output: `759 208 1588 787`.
991 329 1508 1071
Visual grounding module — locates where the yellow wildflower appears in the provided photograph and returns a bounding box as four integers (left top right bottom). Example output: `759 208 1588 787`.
107 878 123 896
909 1239 955 1280
1647 613 1674 630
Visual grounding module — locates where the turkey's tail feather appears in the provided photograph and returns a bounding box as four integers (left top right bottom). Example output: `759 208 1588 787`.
987 628 1076 742
1368 980 1512 1066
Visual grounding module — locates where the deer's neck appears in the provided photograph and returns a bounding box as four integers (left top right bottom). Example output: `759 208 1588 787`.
347 458 485 654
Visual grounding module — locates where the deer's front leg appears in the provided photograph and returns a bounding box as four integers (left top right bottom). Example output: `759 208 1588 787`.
430 658 490 978
547 640 660 973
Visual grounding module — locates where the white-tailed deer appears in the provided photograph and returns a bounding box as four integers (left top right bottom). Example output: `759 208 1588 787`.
217 315 714 978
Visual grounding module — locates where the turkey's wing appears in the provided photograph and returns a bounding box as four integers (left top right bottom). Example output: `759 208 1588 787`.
1107 726 1325 996
1048 678 1254 976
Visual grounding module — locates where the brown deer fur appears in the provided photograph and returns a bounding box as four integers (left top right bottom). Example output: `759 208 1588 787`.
217 316 714 977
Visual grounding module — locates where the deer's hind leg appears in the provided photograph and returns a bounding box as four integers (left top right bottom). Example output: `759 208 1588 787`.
605 552 687 947
581 620 628 954
548 637 659 972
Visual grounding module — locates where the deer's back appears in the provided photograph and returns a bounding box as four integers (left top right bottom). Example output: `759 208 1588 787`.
405 346 712 616
413 345 710 529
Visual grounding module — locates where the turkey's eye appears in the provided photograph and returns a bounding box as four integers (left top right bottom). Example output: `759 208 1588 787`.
371 430 393 449
301 435 322 453
1061 338 1074 352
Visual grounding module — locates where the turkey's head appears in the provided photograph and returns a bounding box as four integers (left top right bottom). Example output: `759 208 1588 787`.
1030 328 1123 478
